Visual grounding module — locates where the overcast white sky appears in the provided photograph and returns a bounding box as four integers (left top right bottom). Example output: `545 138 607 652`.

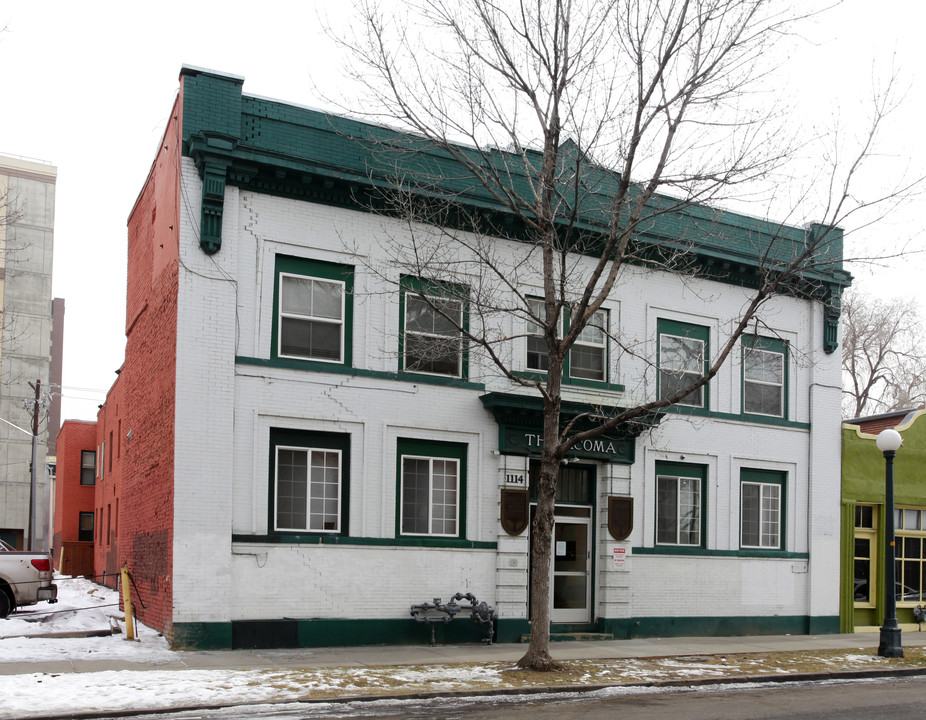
0 0 923 425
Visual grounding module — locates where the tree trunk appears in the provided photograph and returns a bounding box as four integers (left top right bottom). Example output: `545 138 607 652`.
517 375 564 671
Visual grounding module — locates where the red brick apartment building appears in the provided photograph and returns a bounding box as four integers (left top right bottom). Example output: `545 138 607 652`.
53 421 96 576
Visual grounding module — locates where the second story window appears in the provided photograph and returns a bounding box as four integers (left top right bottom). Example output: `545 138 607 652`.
401 278 467 378
273 255 354 366
279 274 344 361
569 310 607 381
525 297 549 372
80 451 96 486
658 320 709 408
742 336 787 418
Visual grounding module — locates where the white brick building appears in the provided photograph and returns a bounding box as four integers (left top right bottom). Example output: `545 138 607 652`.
118 67 848 649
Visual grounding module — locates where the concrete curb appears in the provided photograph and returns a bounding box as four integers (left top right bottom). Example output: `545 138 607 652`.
22 664 926 720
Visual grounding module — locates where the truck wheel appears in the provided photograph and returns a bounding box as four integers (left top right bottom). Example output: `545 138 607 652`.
0 591 10 619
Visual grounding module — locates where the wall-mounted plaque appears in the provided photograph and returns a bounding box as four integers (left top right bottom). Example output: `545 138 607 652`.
500 488 529 536
608 496 633 541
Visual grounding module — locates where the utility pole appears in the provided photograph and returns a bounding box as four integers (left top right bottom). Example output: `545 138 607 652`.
27 379 40 551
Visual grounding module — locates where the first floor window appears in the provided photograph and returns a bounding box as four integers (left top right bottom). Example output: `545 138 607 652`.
271 429 350 534
80 451 96 486
398 438 466 537
740 469 785 549
658 320 709 408
78 512 94 542
655 462 705 546
894 507 926 603
854 504 877 605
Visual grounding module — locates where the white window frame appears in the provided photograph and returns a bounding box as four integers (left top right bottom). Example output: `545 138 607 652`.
274 445 342 533
740 481 781 549
278 272 346 363
400 454 460 537
569 309 607 381
403 292 464 378
525 297 550 373
80 450 96 486
743 347 785 417
656 473 702 546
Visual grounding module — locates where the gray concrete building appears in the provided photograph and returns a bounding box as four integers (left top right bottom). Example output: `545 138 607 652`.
0 154 57 551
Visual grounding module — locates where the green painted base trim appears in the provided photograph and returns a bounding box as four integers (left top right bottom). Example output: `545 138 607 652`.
236 356 486 391
172 614 840 649
602 614 839 639
496 618 530 644
632 546 809 559
172 622 233 650
232 534 496 550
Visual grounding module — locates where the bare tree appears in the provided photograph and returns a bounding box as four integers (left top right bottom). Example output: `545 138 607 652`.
841 290 926 418
328 0 915 670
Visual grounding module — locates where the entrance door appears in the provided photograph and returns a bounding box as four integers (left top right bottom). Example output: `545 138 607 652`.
551 514 591 623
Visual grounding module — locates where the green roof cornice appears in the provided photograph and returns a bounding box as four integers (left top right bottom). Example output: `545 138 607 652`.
178 69 851 311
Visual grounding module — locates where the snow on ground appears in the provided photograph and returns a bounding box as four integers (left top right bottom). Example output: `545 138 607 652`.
0 574 176 663
0 576 912 720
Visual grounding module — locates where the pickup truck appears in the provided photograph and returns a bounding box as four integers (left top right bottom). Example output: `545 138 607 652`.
0 540 57 618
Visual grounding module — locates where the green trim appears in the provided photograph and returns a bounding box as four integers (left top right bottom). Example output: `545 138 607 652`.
602 614 838 639
657 319 710 411
399 275 470 380
513 370 625 393
235 356 486 390
171 622 233 650
654 460 708 549
268 429 351 538
396 437 468 539
741 335 789 421
179 68 851 313
739 468 787 551
496 617 531 644
661 406 810 429
633 546 808 559
171 614 840 649
271 255 354 367
233 533 495 549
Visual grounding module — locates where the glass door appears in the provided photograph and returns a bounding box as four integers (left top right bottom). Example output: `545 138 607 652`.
551 515 591 623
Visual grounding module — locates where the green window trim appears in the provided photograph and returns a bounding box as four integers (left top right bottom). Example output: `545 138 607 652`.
633 546 808 559
396 437 468 539
236 355 486 389
657 319 710 411
232 534 496 549
269 428 351 538
740 468 787 551
741 335 789 420
271 255 354 367
655 460 708 549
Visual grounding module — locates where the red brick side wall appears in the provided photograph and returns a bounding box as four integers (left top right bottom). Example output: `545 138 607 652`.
53 421 97 567
119 90 183 639
94 376 125 588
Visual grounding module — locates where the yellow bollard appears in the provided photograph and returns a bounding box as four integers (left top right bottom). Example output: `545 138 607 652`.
120 566 136 641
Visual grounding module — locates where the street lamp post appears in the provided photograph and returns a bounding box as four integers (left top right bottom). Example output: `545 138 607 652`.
877 428 903 658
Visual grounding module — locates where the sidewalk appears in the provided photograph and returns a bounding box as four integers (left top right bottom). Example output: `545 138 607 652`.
4 632 926 719
3 630 926 674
